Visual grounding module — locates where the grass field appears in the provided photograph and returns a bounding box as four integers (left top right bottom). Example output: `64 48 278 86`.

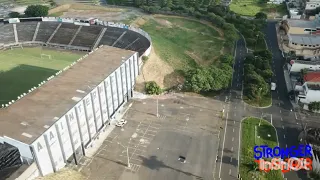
239 117 283 180
244 92 272 107
230 0 287 17
141 17 225 71
0 47 84 105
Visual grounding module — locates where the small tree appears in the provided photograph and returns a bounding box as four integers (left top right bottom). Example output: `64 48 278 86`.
8 12 20 18
145 81 162 95
255 12 267 20
24 5 49 17
142 56 149 62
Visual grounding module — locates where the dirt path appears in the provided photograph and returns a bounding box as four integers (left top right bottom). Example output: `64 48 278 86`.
153 14 225 38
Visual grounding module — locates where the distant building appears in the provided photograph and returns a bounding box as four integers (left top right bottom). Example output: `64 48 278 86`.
295 82 320 103
305 0 320 10
288 60 320 73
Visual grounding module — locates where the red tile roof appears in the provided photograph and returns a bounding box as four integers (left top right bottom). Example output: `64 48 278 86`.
304 72 320 82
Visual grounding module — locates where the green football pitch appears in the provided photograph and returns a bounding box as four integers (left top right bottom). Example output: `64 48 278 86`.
0 47 85 105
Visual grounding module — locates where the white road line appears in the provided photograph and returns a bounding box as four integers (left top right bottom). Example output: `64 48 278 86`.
286 144 287 148
230 157 233 162
280 110 282 113
295 112 298 120
231 147 234 152
234 120 235 124
229 169 231 175
284 135 286 138
282 125 284 129
232 137 234 141
281 117 283 121
233 128 234 132
234 113 236 117
218 112 228 178
235 106 236 109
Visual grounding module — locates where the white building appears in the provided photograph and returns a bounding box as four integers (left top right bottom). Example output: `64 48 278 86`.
288 60 320 73
296 82 320 103
305 0 320 10
0 46 142 178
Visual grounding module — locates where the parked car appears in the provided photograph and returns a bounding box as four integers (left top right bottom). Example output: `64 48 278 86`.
115 119 127 127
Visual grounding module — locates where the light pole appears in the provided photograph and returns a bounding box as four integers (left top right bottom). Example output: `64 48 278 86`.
156 96 159 117
117 141 131 168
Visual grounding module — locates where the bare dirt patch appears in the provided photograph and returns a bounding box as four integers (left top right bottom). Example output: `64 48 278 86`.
35 169 86 180
154 18 172 28
52 5 145 23
136 47 174 89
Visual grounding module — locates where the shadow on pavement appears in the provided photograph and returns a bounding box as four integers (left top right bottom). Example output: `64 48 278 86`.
139 155 203 180
221 155 238 167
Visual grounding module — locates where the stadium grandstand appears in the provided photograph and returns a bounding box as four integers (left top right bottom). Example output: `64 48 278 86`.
0 17 151 179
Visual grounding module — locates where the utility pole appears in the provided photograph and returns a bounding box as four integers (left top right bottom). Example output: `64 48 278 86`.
156 96 159 117
117 142 131 168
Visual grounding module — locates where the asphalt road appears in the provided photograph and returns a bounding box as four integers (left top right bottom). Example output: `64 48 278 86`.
216 22 311 180
216 37 247 180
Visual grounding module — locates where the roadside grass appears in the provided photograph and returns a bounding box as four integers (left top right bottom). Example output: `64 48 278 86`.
243 92 272 107
0 47 84 105
14 0 51 5
141 17 225 72
240 117 283 180
69 4 125 12
230 0 287 17
49 11 64 17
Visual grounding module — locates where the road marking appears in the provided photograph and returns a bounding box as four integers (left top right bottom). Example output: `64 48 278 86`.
229 169 231 175
235 106 236 109
230 157 233 162
286 144 287 148
234 120 235 124
295 112 297 120
278 96 280 100
234 113 236 117
232 137 234 141
282 125 284 129
233 128 234 132
281 117 283 121
218 112 229 178
231 147 234 152
284 134 286 139
280 110 282 113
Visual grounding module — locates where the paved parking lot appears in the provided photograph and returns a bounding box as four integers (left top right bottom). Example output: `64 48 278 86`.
77 94 223 180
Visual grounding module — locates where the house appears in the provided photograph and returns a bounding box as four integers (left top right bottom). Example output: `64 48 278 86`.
305 0 320 10
295 82 320 104
288 60 320 73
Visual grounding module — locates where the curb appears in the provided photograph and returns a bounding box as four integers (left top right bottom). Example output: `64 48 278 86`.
243 100 272 109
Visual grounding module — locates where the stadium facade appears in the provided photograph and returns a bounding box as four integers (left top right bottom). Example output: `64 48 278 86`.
0 17 151 179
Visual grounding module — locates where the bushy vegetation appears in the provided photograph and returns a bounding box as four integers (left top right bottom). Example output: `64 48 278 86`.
184 55 233 93
308 102 320 112
24 5 49 17
145 81 162 95
142 56 149 62
243 50 273 106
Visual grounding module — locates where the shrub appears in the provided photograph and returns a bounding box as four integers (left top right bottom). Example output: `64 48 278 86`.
8 12 20 18
145 81 162 95
24 5 49 17
142 56 149 62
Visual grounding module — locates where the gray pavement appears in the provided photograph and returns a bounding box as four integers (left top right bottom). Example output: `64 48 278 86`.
76 95 223 180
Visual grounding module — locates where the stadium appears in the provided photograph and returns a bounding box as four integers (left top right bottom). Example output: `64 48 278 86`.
0 16 151 179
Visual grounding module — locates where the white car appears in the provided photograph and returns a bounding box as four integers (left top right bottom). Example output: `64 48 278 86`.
271 82 276 91
115 119 127 127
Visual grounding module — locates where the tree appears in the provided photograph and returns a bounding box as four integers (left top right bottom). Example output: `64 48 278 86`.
219 54 234 66
145 81 162 95
255 12 267 20
262 69 273 81
24 5 49 17
184 67 213 92
8 12 20 18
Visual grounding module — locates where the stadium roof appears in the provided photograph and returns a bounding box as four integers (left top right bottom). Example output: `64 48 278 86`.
287 19 320 28
0 46 136 144
289 34 320 46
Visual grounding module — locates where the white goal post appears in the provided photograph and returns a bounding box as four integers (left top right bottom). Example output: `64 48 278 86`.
10 44 23 50
40 54 52 59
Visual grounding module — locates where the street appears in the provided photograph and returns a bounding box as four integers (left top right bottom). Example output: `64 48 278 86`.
216 21 311 180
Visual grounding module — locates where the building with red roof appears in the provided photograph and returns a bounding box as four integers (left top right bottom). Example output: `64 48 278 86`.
304 72 320 83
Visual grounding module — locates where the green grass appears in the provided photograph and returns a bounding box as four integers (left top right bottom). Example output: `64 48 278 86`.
49 11 64 17
240 117 283 180
14 0 51 5
230 0 287 18
0 47 84 105
244 92 272 107
141 17 225 71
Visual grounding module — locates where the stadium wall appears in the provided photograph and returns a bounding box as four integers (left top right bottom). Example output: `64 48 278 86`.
17 50 140 178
